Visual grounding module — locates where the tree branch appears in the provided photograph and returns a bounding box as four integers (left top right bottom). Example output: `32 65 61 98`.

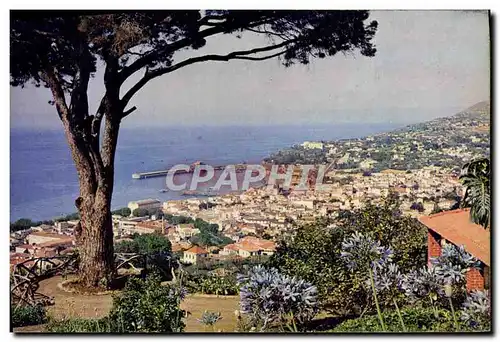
121 40 293 110
118 16 275 83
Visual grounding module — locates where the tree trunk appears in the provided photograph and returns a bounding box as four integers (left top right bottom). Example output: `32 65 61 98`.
45 55 122 289
76 186 115 288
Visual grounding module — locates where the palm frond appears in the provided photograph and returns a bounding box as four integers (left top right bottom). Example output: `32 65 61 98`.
459 158 490 229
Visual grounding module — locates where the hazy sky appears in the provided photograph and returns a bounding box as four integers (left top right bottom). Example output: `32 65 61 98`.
10 10 490 129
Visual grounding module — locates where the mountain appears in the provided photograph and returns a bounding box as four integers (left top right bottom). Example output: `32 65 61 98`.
266 101 490 172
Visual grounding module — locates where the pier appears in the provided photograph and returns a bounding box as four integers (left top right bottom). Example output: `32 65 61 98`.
132 164 248 179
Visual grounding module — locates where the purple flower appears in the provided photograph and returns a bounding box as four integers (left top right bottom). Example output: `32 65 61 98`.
237 265 318 330
340 232 393 272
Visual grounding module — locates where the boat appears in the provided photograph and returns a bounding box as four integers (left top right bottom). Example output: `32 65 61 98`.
159 189 169 193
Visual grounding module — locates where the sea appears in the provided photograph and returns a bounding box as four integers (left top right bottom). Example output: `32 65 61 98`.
10 123 404 221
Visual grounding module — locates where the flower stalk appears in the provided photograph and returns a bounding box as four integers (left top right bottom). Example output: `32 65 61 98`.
368 266 386 331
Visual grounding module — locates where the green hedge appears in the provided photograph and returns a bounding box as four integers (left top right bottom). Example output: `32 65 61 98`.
11 305 47 328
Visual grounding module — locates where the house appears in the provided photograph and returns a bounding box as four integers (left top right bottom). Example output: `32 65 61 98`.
220 236 276 258
418 209 490 291
128 199 162 213
26 232 74 246
182 245 208 265
176 224 200 239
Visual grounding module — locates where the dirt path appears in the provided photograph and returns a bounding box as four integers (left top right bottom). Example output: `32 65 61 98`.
15 276 239 333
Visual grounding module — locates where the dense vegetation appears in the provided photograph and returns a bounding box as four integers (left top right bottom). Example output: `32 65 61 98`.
269 197 427 316
114 233 172 255
11 305 47 328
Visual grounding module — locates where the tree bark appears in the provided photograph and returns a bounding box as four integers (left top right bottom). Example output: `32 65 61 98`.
45 65 119 289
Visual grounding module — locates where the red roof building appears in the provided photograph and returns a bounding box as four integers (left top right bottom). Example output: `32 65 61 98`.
418 209 490 291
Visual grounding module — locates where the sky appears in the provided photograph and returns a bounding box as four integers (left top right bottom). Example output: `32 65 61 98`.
10 10 490 129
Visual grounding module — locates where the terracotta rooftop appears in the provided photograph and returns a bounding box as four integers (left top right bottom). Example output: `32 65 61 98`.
418 209 490 266
185 245 208 255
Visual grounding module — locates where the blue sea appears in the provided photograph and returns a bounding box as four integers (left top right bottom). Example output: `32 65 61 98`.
10 123 403 221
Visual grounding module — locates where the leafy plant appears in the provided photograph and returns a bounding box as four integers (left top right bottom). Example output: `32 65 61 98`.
11 304 47 328
185 274 238 295
237 265 318 331
46 317 116 333
107 274 186 332
459 158 490 229
198 311 222 331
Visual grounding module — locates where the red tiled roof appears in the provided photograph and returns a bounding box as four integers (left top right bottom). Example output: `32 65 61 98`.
418 209 490 266
185 245 208 255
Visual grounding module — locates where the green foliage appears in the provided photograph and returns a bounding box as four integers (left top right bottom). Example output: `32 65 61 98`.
112 207 131 216
108 274 185 332
10 218 54 232
46 317 116 333
331 308 456 332
47 275 186 333
192 218 224 246
185 273 238 295
11 305 47 328
132 208 150 217
269 197 427 316
460 158 490 229
115 233 171 255
164 214 194 225
115 234 173 279
54 212 80 222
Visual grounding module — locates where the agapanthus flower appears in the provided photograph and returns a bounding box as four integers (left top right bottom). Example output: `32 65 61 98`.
431 244 480 285
237 265 318 330
340 231 393 272
461 290 490 329
366 262 402 294
400 266 444 301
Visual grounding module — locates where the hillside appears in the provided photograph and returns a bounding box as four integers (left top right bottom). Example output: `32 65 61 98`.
266 101 490 171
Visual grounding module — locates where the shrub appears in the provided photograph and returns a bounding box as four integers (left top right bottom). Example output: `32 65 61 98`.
108 274 186 332
185 273 238 295
132 208 149 217
331 308 456 332
237 265 318 331
47 274 186 333
11 304 47 327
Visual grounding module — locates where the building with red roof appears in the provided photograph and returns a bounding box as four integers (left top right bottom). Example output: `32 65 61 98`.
182 245 208 265
418 208 490 291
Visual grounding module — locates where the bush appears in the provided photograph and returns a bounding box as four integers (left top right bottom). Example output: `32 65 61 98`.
11 304 47 327
331 308 456 332
107 274 186 332
185 273 238 295
112 207 131 217
47 274 186 333
132 208 149 217
269 197 427 316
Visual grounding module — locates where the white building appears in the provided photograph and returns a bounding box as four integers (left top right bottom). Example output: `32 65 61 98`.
128 199 162 213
